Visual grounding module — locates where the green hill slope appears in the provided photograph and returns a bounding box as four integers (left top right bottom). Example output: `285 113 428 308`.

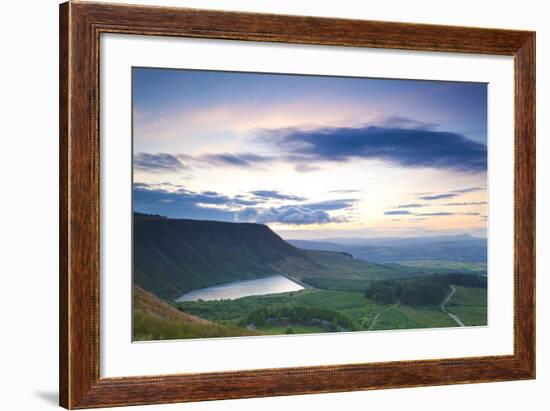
133 285 259 341
134 213 402 300
134 213 325 299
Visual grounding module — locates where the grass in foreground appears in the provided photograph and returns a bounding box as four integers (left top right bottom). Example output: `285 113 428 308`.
133 309 259 341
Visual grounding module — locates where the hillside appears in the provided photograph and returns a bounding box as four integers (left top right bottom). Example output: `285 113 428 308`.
133 285 210 325
134 213 401 300
301 250 402 280
133 285 259 341
134 213 322 299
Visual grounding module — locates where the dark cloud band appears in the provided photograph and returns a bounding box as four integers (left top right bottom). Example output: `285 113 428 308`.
265 125 487 173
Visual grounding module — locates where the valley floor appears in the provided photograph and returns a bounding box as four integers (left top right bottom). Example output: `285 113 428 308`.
133 284 487 341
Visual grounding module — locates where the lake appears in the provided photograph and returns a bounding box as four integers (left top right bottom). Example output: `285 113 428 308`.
174 274 304 302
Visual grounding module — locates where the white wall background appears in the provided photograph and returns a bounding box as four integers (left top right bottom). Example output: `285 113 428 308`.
0 1 546 410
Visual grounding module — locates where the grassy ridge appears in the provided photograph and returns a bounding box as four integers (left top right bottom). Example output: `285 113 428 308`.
133 310 259 341
134 213 404 300
132 285 259 341
301 250 401 280
134 213 322 299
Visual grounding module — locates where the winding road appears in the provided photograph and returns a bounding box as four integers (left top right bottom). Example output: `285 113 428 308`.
368 285 466 331
441 285 465 327
368 302 399 331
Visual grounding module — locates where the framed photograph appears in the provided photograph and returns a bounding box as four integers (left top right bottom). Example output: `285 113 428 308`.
59 1 535 409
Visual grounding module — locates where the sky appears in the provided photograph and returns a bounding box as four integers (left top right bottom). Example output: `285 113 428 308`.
132 67 488 239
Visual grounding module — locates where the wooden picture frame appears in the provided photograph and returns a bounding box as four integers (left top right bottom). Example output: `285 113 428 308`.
59 1 535 408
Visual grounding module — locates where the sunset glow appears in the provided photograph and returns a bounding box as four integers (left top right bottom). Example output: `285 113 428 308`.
132 68 487 239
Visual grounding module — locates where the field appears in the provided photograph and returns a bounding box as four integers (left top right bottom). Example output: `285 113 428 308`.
398 260 487 273
370 305 456 330
175 282 485 336
179 289 387 333
445 286 488 326
135 268 488 340
132 214 488 340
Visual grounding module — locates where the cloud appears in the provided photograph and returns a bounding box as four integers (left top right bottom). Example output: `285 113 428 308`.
451 187 484 193
378 116 439 130
396 203 425 208
418 193 458 201
327 189 362 194
306 199 357 211
444 201 487 206
263 125 487 173
236 205 337 225
294 164 321 173
136 152 279 173
133 183 238 221
199 153 273 167
415 212 454 216
250 190 306 201
235 197 356 225
418 186 487 201
134 183 351 226
134 153 186 172
384 210 413 215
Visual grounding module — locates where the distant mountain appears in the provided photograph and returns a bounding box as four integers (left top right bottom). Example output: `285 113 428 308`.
288 235 487 264
134 213 399 300
311 234 485 248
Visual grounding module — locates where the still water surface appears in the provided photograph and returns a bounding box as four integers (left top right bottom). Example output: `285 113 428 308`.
175 274 304 302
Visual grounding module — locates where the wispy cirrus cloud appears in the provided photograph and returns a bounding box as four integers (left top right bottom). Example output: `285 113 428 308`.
294 163 321 173
250 190 306 201
134 151 276 173
444 201 487 206
306 199 357 211
384 210 413 215
450 187 485 194
376 116 439 130
417 186 486 201
415 212 454 216
199 153 274 167
396 203 425 208
418 193 458 201
327 189 362 194
134 153 186 172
